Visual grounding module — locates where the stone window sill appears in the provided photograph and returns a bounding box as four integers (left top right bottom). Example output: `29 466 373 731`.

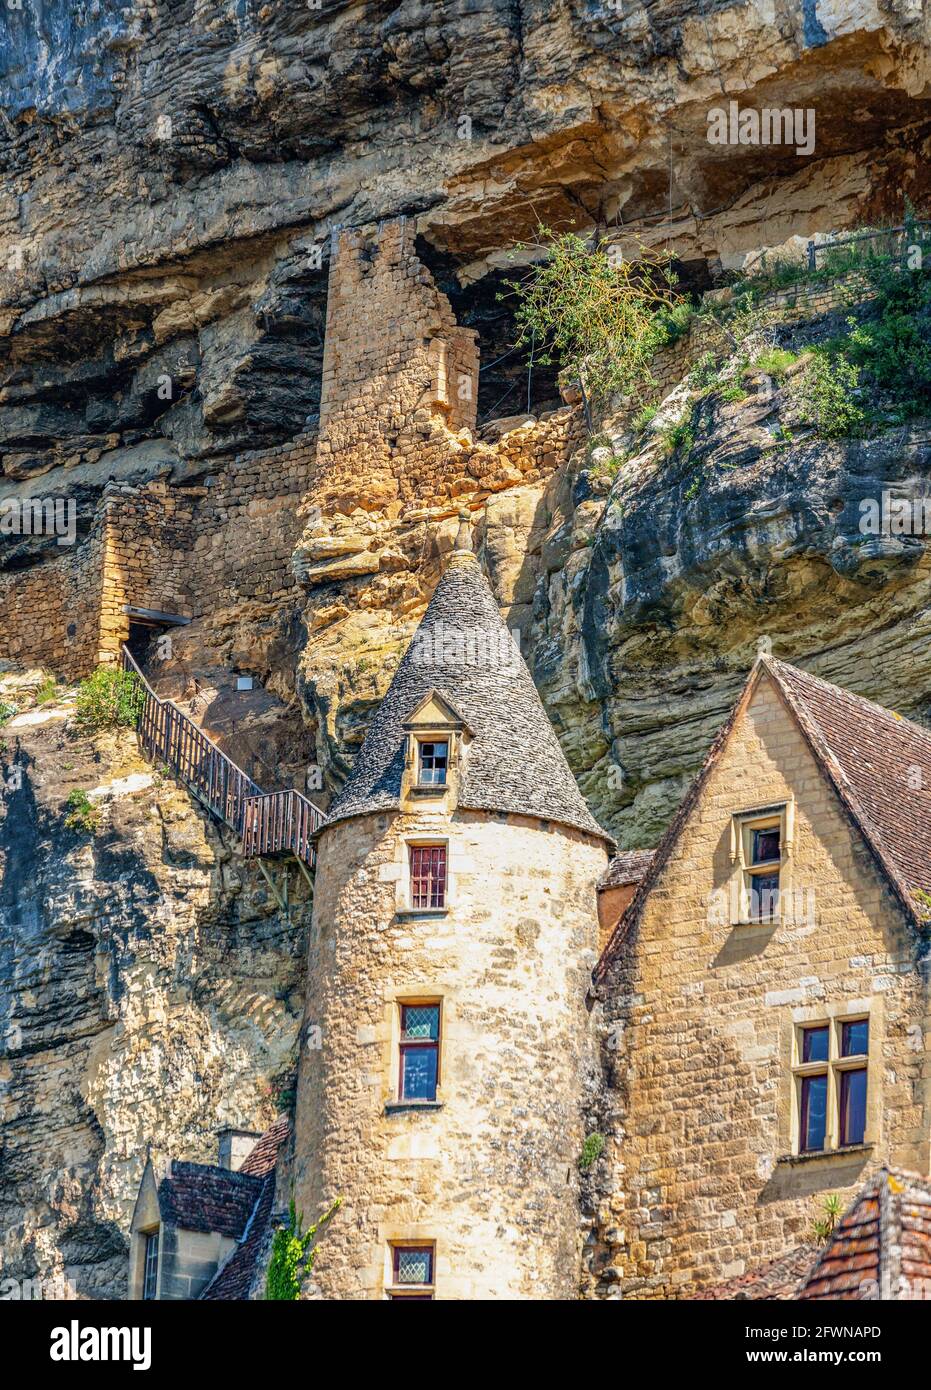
394 908 448 921
410 785 448 798
384 1101 444 1116
777 1142 873 1166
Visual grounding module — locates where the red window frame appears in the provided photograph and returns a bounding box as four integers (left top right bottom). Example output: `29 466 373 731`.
399 1002 440 1102
389 1244 435 1299
410 844 447 910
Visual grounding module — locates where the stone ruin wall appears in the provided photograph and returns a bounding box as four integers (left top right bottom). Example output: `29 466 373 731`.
294 217 585 586
0 436 316 680
1 213 587 682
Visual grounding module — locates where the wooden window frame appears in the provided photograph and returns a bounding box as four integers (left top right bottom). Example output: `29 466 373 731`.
416 738 449 788
742 813 782 922
398 1000 441 1103
409 842 448 911
792 1015 869 1155
728 802 793 926
386 1242 436 1300
142 1228 160 1301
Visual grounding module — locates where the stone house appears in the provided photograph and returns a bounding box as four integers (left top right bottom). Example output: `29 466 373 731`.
590 654 931 1298
129 1118 288 1301
125 593 931 1300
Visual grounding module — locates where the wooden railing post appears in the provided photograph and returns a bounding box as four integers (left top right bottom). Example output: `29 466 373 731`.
120 643 321 872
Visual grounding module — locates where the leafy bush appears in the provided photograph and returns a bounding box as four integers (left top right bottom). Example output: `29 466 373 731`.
579 1132 606 1172
0 701 18 727
688 351 721 391
64 789 99 834
74 666 143 732
845 266 931 414
660 420 695 457
503 225 686 429
265 1199 340 1301
794 354 864 438
35 676 59 705
632 404 658 432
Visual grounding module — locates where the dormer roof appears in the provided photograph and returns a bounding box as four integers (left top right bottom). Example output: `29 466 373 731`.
321 546 612 846
401 688 472 734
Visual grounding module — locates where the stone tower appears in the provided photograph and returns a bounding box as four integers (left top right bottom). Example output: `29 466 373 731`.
293 517 612 1300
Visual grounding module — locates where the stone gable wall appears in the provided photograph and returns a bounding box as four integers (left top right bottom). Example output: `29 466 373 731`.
590 671 927 1299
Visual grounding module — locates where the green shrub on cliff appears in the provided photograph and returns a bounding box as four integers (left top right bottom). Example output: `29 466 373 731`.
74 666 143 732
64 789 99 834
502 225 686 430
794 354 864 438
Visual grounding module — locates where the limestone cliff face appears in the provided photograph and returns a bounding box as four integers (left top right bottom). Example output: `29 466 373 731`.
1 0 931 1303
2 1 928 475
0 671 309 1297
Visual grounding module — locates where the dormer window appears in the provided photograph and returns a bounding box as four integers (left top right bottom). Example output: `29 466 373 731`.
418 740 448 787
746 818 781 921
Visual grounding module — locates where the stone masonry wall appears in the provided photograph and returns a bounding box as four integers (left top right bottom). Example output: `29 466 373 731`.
294 806 607 1300
0 435 316 679
589 671 928 1299
0 523 105 678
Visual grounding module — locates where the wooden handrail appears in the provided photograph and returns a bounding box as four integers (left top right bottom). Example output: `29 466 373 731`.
120 645 322 868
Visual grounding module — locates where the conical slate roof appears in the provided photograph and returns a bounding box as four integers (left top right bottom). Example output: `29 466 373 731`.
322 542 611 845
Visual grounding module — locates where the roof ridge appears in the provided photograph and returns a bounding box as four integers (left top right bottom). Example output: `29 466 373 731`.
764 655 931 751
763 658 923 927
594 654 929 985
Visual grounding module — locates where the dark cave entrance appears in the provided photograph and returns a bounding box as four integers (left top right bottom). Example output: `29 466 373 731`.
416 235 714 428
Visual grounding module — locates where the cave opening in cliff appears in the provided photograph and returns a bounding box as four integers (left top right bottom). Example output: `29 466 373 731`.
416 235 716 427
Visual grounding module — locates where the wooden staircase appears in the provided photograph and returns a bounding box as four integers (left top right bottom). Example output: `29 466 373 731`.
121 645 323 876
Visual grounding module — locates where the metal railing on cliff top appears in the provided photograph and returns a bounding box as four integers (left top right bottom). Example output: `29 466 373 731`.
121 644 322 868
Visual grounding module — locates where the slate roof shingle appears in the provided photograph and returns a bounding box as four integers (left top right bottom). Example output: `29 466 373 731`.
322 547 612 845
594 655 931 984
158 1163 262 1241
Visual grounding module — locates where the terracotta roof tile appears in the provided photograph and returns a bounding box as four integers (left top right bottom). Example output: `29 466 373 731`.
799 1169 931 1300
598 850 655 890
688 1244 819 1300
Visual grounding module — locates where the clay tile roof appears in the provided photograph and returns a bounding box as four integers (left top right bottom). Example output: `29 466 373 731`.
321 549 613 846
598 850 655 890
237 1114 289 1178
594 655 930 984
158 1163 262 1240
765 657 931 908
797 1168 931 1300
199 1118 291 1302
688 1244 819 1300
